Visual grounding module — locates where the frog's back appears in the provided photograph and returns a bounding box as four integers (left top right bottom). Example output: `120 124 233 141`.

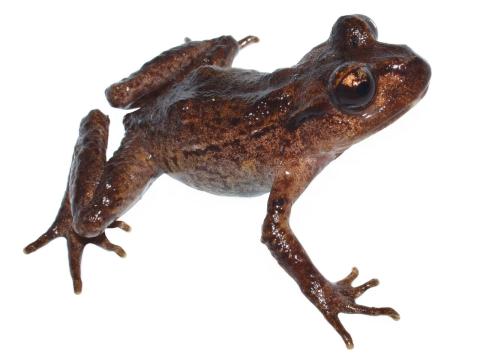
130 65 298 196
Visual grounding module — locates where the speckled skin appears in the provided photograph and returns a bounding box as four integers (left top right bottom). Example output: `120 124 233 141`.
25 15 430 349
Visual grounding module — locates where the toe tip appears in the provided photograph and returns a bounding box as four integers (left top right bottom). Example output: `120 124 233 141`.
23 245 34 254
73 280 83 294
344 336 354 349
117 249 127 258
389 309 400 320
118 221 131 232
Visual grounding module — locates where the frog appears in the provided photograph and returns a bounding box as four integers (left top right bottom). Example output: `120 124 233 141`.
24 14 430 348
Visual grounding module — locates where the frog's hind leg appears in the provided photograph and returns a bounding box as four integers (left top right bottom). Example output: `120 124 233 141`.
105 34 259 109
24 109 161 294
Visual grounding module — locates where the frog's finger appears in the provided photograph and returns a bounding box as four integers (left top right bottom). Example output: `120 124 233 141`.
353 278 379 297
347 304 400 320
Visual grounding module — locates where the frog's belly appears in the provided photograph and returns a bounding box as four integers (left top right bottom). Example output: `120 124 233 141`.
159 121 281 196
166 158 274 197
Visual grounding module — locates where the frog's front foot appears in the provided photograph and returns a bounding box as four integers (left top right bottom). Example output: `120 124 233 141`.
308 267 400 349
24 197 130 294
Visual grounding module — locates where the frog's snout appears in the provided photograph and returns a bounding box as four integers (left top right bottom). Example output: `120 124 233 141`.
406 54 431 97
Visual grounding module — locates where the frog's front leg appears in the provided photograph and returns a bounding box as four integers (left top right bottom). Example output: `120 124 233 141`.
24 109 161 293
261 157 399 349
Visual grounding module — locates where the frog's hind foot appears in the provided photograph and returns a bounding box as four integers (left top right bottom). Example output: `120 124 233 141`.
67 229 127 294
24 197 130 294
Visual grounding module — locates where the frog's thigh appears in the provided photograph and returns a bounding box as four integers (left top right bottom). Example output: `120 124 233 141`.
105 35 242 109
70 114 161 237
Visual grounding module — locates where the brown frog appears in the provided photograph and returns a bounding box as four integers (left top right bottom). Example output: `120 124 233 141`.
25 15 430 348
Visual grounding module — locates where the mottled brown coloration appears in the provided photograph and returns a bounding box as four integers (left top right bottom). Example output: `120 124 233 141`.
25 15 430 348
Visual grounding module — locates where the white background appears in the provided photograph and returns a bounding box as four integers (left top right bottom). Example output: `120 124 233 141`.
1 0 478 355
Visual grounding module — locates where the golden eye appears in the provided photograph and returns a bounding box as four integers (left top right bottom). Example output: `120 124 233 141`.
330 64 376 112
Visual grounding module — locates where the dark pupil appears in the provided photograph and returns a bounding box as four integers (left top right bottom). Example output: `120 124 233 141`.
334 69 375 110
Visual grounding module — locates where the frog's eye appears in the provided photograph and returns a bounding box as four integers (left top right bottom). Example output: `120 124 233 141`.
330 64 376 113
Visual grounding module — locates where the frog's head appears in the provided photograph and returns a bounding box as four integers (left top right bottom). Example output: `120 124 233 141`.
301 15 431 150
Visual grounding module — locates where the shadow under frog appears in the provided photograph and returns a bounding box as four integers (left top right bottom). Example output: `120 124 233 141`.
25 15 430 349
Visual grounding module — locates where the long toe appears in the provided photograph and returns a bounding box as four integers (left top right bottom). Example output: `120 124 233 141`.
325 314 354 349
24 229 59 254
348 304 400 320
67 234 86 294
